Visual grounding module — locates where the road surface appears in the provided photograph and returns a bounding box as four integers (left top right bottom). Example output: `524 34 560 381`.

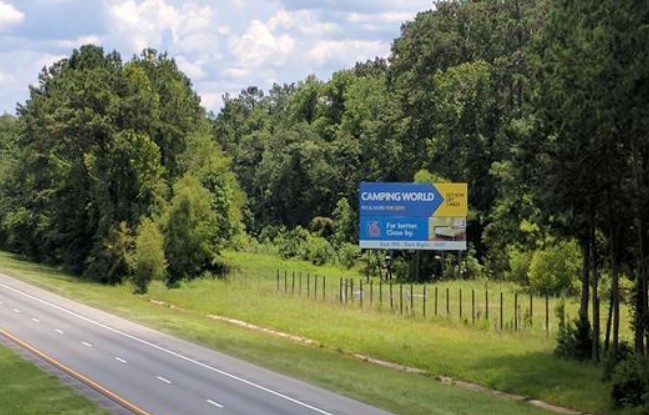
0 272 395 415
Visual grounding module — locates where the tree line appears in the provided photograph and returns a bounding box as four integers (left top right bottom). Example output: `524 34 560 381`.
1 0 648 407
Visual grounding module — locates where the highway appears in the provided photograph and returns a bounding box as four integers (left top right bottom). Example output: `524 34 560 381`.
0 273 394 415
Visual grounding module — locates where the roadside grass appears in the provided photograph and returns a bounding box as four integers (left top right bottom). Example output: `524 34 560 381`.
225 251 632 338
0 250 611 415
0 343 107 415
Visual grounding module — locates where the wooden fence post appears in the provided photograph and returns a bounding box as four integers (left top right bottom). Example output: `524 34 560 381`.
410 284 414 316
459 288 463 320
360 279 364 309
500 292 503 331
276 270 280 291
472 289 475 324
530 294 533 327
514 292 518 332
400 284 404 315
291 271 295 295
423 286 427 317
485 290 489 320
546 295 549 334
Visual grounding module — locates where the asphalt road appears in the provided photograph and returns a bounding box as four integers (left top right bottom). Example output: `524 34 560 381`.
0 273 395 415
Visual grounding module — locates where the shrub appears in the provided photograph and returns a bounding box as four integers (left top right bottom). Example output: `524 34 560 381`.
83 222 133 284
611 355 649 409
554 298 593 361
603 341 634 381
277 226 309 259
528 239 581 295
302 234 335 265
164 175 220 283
459 249 484 279
131 217 166 294
507 247 533 284
337 243 361 269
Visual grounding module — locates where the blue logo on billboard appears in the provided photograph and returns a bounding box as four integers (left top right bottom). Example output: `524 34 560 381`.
367 221 381 237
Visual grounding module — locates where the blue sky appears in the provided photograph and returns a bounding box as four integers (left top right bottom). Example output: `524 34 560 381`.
0 0 433 115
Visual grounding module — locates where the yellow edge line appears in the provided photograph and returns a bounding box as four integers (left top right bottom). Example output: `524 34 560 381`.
0 326 152 415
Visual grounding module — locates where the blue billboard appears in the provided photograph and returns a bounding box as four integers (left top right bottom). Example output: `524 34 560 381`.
359 182 467 251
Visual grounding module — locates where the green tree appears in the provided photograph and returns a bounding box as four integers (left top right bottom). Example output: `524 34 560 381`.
131 217 166 294
164 175 221 283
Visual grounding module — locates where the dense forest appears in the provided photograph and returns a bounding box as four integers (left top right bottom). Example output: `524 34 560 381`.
1 0 649 407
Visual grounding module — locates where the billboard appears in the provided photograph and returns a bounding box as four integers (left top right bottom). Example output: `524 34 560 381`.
359 182 467 251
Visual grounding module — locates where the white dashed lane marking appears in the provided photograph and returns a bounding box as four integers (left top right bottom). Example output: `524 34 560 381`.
115 357 128 364
206 399 225 409
156 376 172 385
81 341 93 347
32 317 40 323
55 329 64 334
13 308 20 313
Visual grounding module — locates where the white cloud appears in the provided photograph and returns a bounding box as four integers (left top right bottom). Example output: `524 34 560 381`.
0 0 428 114
107 0 216 52
347 11 413 24
0 1 24 29
57 35 102 49
0 71 13 85
309 39 388 66
229 19 295 68
225 67 251 79
199 92 223 110
175 55 205 80
269 9 340 36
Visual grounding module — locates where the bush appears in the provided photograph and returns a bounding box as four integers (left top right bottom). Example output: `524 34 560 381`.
611 355 649 409
528 239 581 295
507 247 533 284
131 217 166 294
302 234 335 265
459 249 484 279
83 222 133 284
554 299 593 361
603 341 634 381
277 226 309 259
164 175 220 283
337 243 361 269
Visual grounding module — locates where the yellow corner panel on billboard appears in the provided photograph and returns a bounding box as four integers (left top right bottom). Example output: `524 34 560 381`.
434 183 468 217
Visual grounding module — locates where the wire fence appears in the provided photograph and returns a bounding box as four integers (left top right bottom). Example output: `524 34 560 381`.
274 270 585 334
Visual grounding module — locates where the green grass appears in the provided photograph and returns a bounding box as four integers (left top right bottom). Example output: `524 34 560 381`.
225 251 631 338
0 344 108 415
0 250 612 415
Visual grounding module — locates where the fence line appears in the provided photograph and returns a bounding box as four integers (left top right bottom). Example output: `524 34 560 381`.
274 270 573 334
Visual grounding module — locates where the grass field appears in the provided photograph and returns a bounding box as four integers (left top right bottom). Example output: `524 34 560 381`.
226 251 631 338
0 343 107 415
0 250 614 415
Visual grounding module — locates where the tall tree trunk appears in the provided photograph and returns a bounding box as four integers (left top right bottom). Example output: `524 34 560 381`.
591 220 600 362
607 193 620 356
579 239 590 322
611 248 620 356
634 221 646 355
605 287 613 352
